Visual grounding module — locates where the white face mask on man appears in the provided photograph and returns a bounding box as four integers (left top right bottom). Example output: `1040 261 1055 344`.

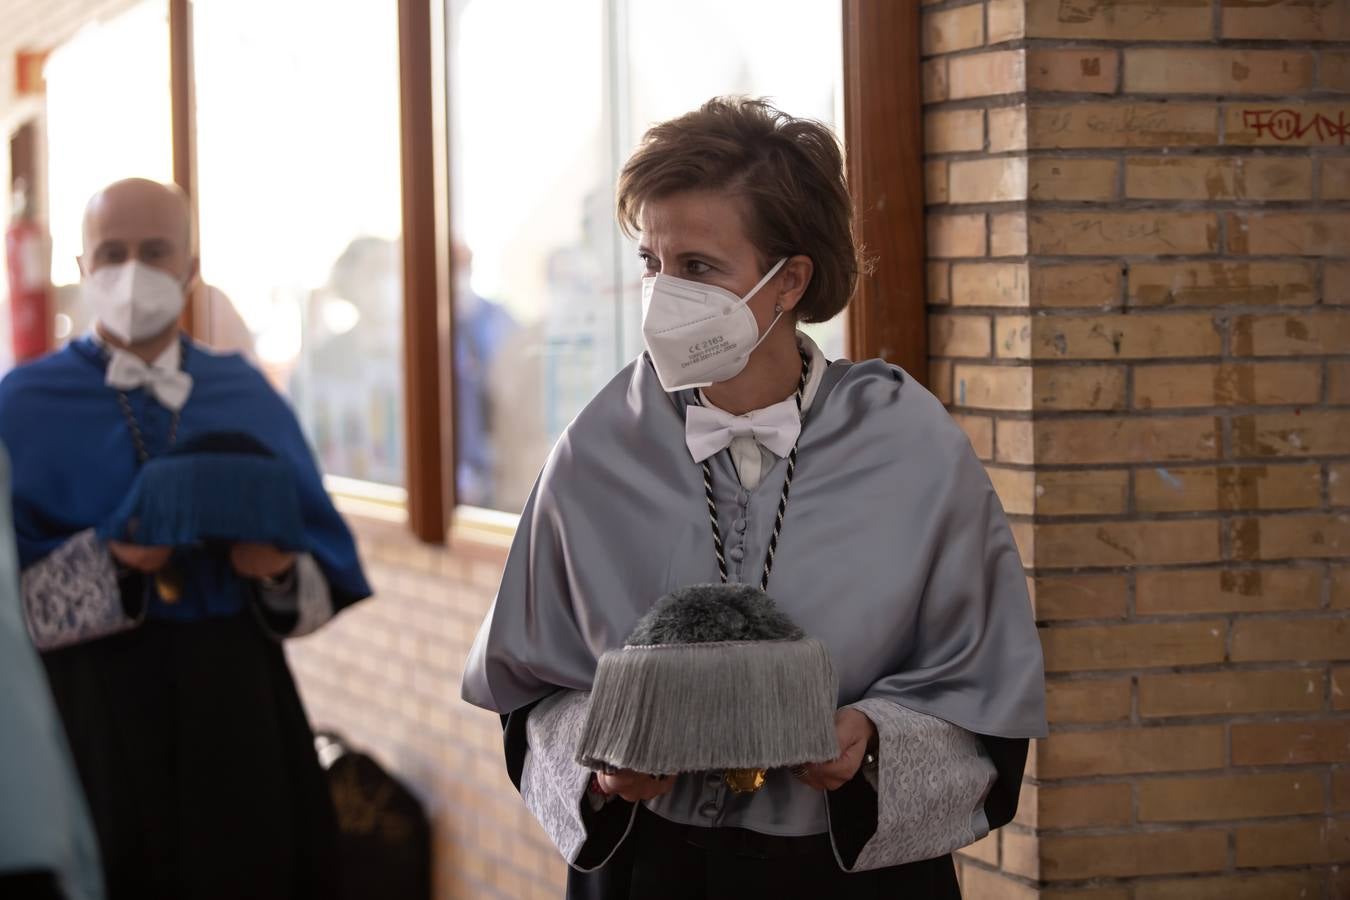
81 261 187 344
641 257 787 392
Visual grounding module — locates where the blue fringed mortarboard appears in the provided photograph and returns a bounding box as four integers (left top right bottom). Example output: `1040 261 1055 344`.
99 432 309 551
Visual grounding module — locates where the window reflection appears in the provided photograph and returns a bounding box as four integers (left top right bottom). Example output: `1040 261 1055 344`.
449 0 615 513
193 0 405 486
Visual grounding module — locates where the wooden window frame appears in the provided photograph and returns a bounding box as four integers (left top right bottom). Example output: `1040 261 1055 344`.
843 0 927 380
169 0 454 543
169 1 195 206
170 0 197 335
167 0 924 546
396 0 454 542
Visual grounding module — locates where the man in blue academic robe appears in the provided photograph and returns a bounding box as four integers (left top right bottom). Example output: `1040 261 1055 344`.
0 178 372 900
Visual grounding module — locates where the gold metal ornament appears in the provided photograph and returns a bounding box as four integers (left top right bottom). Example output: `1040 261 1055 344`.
155 567 183 604
724 768 767 794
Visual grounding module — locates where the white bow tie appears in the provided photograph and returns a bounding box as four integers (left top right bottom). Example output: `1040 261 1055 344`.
105 350 194 412
685 396 801 464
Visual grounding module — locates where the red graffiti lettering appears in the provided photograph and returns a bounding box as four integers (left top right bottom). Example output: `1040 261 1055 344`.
1243 108 1349 146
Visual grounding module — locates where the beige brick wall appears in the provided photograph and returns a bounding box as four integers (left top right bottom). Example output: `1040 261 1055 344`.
926 0 1350 896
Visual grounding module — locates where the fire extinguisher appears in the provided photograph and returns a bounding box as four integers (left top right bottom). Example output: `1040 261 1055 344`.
5 189 53 364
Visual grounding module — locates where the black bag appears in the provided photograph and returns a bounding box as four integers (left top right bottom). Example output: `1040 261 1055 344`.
315 731 432 900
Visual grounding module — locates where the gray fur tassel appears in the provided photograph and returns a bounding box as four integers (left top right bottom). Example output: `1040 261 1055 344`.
575 637 839 775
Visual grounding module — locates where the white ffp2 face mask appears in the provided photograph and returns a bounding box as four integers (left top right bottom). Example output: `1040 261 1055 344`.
641 258 787 392
82 261 187 344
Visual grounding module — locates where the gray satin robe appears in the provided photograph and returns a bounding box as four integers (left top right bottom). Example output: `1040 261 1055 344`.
463 351 1045 866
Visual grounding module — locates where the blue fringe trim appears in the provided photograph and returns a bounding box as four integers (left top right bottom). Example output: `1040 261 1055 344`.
100 453 308 551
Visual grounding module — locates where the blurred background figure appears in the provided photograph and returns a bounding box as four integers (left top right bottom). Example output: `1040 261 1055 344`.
293 236 404 486
452 240 516 509
0 448 104 900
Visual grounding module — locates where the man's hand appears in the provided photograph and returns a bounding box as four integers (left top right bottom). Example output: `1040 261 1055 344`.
229 543 296 581
794 707 877 791
109 541 172 573
595 770 676 803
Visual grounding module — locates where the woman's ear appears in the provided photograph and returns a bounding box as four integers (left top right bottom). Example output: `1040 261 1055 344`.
775 255 814 313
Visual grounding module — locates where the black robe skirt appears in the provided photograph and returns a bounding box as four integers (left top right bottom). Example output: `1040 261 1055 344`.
41 610 338 900
503 702 1028 900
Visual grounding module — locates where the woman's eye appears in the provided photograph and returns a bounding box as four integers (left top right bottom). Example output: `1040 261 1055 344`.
683 260 711 277
638 253 659 275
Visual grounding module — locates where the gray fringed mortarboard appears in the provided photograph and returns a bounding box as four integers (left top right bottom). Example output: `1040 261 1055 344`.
575 584 838 787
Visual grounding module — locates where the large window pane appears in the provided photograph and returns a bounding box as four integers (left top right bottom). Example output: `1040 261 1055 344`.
450 0 844 514
44 0 173 340
193 0 405 487
449 0 614 513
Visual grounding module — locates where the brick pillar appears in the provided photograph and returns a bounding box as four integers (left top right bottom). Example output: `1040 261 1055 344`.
924 1 1350 897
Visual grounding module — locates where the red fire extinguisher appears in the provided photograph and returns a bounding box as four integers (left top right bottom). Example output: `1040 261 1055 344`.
4 192 53 363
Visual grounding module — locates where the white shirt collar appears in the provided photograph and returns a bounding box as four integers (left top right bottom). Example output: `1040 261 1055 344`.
91 330 193 411
693 332 829 490
90 329 182 373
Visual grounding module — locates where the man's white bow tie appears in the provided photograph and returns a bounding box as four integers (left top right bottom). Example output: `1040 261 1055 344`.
105 351 194 412
685 396 801 463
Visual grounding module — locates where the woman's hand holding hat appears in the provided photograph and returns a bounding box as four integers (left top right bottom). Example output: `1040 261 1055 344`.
794 708 877 792
596 769 675 803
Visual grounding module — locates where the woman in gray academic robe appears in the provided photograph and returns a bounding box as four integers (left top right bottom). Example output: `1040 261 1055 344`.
462 97 1045 899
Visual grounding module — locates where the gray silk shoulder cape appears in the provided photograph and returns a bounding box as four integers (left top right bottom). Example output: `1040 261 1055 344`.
463 353 1045 745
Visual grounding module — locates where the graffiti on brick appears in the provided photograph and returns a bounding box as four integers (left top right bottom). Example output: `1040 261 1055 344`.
1241 109 1349 145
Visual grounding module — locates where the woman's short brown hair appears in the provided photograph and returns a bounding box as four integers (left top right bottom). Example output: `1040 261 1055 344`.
616 97 858 324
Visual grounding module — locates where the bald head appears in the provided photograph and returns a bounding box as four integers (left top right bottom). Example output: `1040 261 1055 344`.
80 178 197 283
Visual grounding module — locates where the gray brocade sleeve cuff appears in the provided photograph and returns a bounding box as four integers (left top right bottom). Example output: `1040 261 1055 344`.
254 553 335 639
521 690 638 870
827 698 996 872
21 529 144 651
